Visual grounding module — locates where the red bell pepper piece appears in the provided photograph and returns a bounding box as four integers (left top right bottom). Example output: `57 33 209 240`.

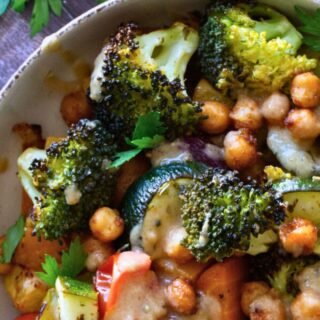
95 251 151 318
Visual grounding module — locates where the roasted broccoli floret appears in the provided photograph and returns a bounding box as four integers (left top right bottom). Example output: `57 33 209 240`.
89 22 202 140
27 119 117 239
198 1 317 95
179 168 285 261
250 247 319 300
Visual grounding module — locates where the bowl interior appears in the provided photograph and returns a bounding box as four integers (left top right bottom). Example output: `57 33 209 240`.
0 0 318 317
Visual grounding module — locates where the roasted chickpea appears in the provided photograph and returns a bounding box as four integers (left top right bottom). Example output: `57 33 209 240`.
230 95 262 131
13 228 67 271
89 207 124 242
4 265 48 313
82 236 114 272
260 92 290 125
248 291 286 320
166 278 197 315
241 282 270 316
285 109 320 140
224 129 258 170
296 262 320 294
60 91 92 126
200 101 231 134
291 72 320 109
291 290 320 320
0 236 12 275
279 218 318 257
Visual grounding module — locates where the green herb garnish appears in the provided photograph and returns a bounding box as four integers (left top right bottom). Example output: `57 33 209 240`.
0 216 25 263
295 6 320 52
1 0 107 36
36 238 87 287
109 112 166 168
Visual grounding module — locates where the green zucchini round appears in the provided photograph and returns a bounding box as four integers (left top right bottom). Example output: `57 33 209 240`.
121 161 208 231
273 178 320 225
273 178 320 194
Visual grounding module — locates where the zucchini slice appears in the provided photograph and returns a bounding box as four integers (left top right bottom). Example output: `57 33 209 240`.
121 161 208 232
274 178 320 224
141 179 190 259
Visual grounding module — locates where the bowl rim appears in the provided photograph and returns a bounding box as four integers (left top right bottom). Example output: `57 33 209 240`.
0 0 123 102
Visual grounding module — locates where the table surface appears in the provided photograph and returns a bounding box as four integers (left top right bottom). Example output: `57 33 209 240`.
0 0 98 90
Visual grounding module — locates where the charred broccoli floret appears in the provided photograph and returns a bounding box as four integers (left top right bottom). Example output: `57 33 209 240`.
198 1 317 95
250 247 319 300
89 22 202 140
179 168 285 261
24 119 118 239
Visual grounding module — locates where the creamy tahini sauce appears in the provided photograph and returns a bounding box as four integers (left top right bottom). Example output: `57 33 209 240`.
141 180 189 260
168 294 222 320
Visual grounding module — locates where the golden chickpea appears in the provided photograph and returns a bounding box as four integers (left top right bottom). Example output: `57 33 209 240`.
279 218 318 257
89 207 124 242
230 95 263 131
82 236 114 272
241 282 270 316
4 265 48 313
0 236 12 275
200 101 231 134
249 291 286 320
13 228 67 271
260 92 290 125
285 109 320 140
291 72 320 109
291 290 320 320
166 278 197 315
224 129 258 171
60 91 92 126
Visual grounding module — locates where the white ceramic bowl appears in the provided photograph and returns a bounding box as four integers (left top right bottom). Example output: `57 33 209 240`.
0 0 319 317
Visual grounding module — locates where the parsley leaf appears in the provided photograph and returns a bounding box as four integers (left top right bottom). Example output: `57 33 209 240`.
109 112 167 168
132 112 166 140
60 238 87 277
36 238 87 287
295 6 320 52
36 255 60 287
1 0 107 36
11 0 28 12
131 135 165 149
48 0 62 16
0 216 25 264
108 149 142 169
30 0 50 36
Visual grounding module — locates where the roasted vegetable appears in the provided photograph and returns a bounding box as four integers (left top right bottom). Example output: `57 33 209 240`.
250 247 319 301
273 177 320 225
89 22 203 140
4 265 48 313
180 168 285 261
121 162 208 232
197 256 248 320
198 1 317 95
18 119 117 239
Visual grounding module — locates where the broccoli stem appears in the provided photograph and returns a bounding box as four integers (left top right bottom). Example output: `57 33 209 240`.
250 5 302 54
